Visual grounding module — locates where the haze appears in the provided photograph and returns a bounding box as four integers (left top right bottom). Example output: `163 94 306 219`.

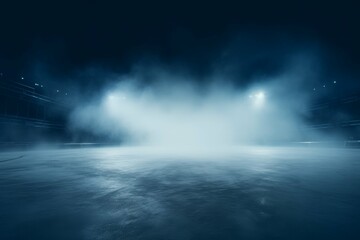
70 58 322 147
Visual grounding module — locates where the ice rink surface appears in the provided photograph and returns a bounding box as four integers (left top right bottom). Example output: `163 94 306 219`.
0 146 359 240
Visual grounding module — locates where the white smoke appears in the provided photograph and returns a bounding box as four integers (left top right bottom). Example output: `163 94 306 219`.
70 61 318 147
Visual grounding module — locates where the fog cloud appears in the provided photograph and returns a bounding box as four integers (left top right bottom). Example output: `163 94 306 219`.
70 55 321 147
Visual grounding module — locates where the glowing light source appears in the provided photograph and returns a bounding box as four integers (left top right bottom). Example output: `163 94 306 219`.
255 91 265 99
249 90 266 108
107 93 127 101
107 94 116 100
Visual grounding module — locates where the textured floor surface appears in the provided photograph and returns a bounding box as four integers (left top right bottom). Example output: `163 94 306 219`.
0 146 359 240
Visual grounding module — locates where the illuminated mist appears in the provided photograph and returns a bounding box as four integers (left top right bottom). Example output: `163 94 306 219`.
70 57 321 147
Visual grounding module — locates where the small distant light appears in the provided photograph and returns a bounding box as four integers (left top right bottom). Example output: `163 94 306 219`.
323 85 326 88
21 77 24 80
34 83 39 86
313 88 316 91
56 90 59 93
65 93 68 95
334 81 337 84
41 85 43 88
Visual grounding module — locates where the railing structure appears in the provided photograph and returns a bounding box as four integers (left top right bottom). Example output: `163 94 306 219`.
304 93 360 142
0 76 70 143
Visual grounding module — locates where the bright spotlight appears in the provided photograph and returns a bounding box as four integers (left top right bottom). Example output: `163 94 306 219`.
106 93 127 105
249 91 266 108
255 91 265 99
107 94 116 100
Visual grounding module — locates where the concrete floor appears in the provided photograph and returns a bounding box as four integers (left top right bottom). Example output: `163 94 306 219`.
0 146 359 239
